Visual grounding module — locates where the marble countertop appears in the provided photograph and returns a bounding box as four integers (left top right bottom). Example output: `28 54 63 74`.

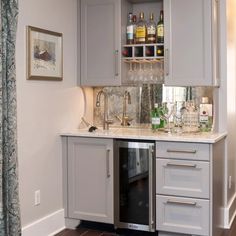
60 127 227 144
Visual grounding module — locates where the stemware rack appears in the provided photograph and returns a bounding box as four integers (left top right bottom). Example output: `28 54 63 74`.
122 43 165 84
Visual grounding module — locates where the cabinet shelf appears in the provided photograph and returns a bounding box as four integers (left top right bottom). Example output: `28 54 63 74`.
123 43 164 47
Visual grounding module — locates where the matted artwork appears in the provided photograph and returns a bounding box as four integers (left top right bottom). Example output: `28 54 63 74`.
27 26 63 80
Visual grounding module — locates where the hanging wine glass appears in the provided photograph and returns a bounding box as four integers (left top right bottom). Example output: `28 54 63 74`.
147 61 154 82
127 61 134 81
138 62 144 82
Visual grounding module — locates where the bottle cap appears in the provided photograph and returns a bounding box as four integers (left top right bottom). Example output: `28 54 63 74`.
150 13 154 20
140 12 144 19
201 97 209 104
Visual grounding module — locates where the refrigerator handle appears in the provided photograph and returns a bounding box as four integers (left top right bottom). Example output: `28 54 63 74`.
148 145 155 231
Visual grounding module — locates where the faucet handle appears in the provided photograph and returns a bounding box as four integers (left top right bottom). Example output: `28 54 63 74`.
105 119 114 125
121 116 133 126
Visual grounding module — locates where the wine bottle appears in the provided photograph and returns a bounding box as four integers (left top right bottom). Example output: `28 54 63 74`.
157 10 164 43
146 46 154 57
156 45 164 56
135 12 146 44
146 13 156 43
122 47 132 57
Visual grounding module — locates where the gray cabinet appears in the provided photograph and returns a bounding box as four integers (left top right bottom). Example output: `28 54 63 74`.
164 0 219 86
80 0 121 86
156 140 225 236
65 137 114 224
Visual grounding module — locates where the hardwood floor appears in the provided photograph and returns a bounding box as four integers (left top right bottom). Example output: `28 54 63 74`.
55 218 236 236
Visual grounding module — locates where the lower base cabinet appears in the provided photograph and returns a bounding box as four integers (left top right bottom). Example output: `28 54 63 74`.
64 137 114 224
155 140 225 236
62 136 225 236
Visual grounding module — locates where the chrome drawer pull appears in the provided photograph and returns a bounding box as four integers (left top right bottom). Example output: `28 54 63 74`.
166 162 197 168
114 50 119 76
167 199 197 206
166 149 197 154
106 149 111 178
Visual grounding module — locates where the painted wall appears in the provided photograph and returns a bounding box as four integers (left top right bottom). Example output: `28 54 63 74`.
226 0 236 205
16 0 84 227
217 0 236 227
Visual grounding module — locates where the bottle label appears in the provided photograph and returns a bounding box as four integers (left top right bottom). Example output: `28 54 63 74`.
147 36 156 42
152 117 160 125
136 26 146 39
200 115 209 122
157 25 164 37
147 26 156 35
127 25 134 40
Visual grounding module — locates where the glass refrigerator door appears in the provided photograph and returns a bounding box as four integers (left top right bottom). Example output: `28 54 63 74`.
119 146 150 225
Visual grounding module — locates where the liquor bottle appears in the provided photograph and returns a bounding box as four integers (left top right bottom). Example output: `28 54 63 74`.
135 12 146 44
199 97 213 132
132 15 137 43
157 10 164 43
151 103 161 131
126 13 134 44
146 13 156 43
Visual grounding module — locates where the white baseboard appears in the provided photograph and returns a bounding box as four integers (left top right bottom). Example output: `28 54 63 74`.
22 209 65 236
223 193 236 229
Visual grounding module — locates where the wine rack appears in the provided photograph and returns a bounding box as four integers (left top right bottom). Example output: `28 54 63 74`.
122 43 164 63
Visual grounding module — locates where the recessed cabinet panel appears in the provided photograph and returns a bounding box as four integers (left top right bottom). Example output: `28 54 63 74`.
164 0 216 86
156 158 210 198
156 195 210 235
80 0 121 86
67 137 114 224
156 141 210 161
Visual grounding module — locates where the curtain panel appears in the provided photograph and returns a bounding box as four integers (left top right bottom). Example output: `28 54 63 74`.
0 0 21 235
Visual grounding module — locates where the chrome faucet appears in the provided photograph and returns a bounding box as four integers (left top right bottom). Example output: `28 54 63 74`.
96 90 113 130
121 91 132 126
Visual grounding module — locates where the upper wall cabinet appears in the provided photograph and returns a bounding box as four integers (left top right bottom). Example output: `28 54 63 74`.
164 0 219 86
79 0 219 87
80 0 121 86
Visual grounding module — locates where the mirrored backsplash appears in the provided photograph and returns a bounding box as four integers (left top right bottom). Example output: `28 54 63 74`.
93 85 213 127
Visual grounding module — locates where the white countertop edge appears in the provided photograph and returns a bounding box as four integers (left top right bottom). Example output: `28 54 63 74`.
60 129 227 144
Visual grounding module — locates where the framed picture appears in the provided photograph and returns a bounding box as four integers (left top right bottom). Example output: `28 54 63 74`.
27 26 63 80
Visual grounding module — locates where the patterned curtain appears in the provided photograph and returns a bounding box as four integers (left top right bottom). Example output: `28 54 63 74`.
0 0 21 235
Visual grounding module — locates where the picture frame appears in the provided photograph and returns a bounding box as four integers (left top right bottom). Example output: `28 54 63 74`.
27 26 63 81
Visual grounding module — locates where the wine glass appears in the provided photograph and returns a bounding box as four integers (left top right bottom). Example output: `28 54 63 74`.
161 102 176 133
127 62 134 81
173 101 184 133
138 62 144 82
147 61 154 82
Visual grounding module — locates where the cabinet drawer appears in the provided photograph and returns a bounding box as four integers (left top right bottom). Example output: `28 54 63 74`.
156 195 209 235
156 141 210 161
156 158 209 198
